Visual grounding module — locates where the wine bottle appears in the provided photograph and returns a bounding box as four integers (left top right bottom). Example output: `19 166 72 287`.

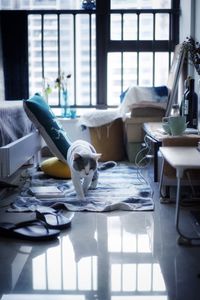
184 78 198 129
180 76 191 116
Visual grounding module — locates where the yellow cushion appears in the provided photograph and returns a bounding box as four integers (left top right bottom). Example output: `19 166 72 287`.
40 157 71 179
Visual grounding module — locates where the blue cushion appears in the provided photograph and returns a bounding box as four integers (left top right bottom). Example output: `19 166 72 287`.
23 93 71 163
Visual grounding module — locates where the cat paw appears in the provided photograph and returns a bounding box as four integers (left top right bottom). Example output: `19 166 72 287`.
89 183 97 190
90 179 97 189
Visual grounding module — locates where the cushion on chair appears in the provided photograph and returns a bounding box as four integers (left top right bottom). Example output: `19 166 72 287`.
40 157 71 179
23 93 71 163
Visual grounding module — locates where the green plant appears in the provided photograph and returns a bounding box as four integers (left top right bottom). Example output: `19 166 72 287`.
182 36 200 75
55 72 71 92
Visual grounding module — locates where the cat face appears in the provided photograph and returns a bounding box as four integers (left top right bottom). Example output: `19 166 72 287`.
73 153 100 177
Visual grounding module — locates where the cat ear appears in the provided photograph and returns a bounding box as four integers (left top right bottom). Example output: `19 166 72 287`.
94 153 102 160
73 153 82 160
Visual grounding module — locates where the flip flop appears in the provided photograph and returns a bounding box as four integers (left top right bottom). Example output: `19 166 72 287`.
0 219 60 241
36 210 72 230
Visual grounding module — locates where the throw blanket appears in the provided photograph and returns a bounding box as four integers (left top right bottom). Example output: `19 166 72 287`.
9 163 154 212
0 101 35 146
119 85 168 116
79 86 168 128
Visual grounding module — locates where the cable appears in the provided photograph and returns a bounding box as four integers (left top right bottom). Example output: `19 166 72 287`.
134 134 154 185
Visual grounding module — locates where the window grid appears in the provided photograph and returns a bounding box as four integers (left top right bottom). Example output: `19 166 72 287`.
27 4 179 112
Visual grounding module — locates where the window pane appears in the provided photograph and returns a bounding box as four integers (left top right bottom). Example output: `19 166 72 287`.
29 12 96 108
59 14 74 105
28 15 43 97
123 14 137 40
139 52 153 86
107 53 122 106
123 53 137 88
155 14 169 40
43 15 59 106
111 0 171 9
75 14 96 106
139 14 153 40
155 52 169 86
107 52 137 106
43 14 58 79
111 14 122 40
0 0 84 10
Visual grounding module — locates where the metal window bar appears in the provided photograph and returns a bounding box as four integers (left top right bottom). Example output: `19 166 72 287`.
29 10 96 110
27 5 179 109
73 14 77 106
152 13 155 86
121 14 124 95
41 14 44 80
110 10 176 93
137 12 140 86
57 14 61 106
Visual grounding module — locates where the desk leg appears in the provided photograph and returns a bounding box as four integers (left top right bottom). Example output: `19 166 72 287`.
154 142 159 182
175 175 200 246
145 135 161 182
175 177 182 236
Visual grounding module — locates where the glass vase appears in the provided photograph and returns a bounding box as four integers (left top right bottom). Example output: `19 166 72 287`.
61 90 71 118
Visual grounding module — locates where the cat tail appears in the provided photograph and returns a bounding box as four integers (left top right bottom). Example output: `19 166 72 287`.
98 161 117 171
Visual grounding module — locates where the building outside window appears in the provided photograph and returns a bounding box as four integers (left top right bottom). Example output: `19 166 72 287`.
0 0 179 116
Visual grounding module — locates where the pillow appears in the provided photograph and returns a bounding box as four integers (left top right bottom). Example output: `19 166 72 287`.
23 93 71 163
40 157 71 179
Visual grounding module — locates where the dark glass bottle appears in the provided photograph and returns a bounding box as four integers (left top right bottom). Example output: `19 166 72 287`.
184 78 198 128
180 76 191 116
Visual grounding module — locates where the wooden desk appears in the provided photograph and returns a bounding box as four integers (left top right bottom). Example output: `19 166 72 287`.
159 146 200 245
143 122 199 182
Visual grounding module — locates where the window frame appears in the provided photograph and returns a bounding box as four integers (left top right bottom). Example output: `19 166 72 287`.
0 0 180 110
96 0 180 108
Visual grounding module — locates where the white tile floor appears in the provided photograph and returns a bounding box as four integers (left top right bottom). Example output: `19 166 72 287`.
0 164 200 300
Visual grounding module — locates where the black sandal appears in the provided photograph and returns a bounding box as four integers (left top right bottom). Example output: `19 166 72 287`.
0 219 60 241
36 210 72 230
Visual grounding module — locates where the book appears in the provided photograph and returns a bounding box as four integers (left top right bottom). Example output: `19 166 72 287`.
28 186 65 199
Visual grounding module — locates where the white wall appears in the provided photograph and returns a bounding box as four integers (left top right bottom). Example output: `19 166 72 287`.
179 0 194 42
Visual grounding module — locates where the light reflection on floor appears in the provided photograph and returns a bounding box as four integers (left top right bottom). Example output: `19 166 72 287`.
0 213 168 300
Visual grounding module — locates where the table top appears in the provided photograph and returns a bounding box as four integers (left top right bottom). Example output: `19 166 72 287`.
143 122 199 142
160 146 200 169
143 122 166 141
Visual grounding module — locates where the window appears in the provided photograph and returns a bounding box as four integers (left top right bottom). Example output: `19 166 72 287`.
0 0 180 115
106 0 179 106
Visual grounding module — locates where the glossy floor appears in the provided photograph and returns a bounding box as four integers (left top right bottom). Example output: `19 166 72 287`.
0 170 200 300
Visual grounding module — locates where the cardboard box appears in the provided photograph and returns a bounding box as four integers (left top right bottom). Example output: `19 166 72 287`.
124 116 164 142
89 118 126 161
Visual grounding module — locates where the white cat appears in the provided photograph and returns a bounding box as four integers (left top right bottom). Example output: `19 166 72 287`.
67 139 101 200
